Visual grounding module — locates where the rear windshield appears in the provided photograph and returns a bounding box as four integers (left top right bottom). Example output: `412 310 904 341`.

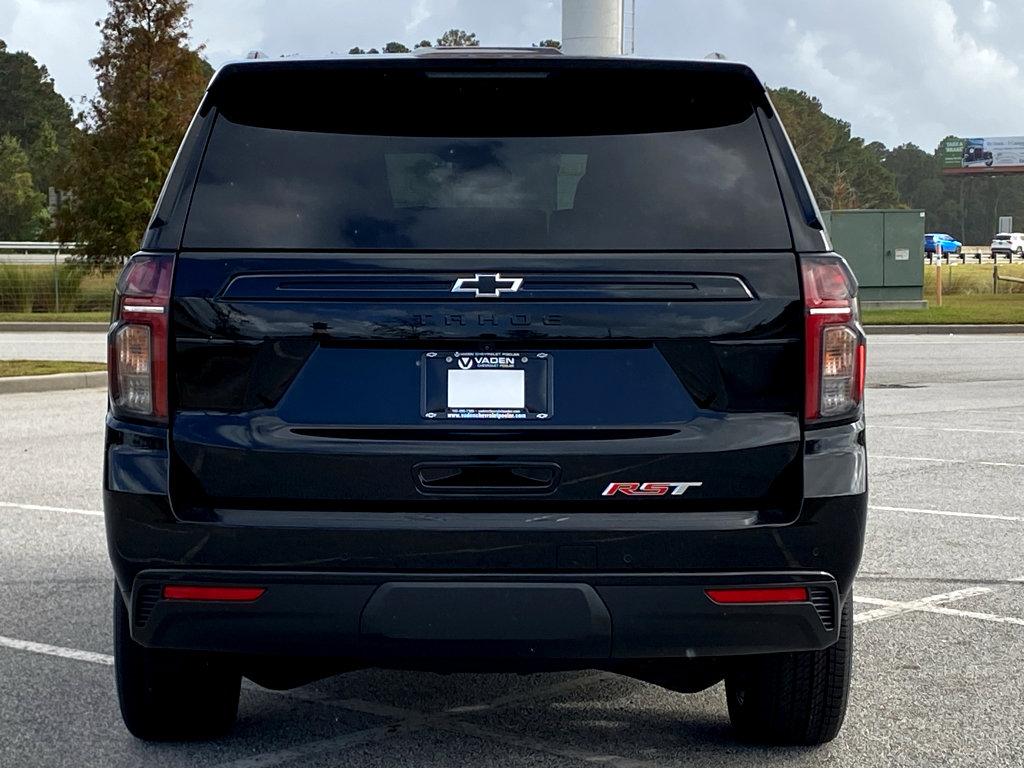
184 67 791 252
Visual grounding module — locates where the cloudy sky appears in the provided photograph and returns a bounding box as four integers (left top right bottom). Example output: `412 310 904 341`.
2 0 1022 150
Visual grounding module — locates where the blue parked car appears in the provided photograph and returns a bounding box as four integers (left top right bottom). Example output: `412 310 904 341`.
924 233 961 255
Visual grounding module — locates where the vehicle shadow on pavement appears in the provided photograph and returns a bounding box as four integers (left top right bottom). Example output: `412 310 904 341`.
227 669 839 767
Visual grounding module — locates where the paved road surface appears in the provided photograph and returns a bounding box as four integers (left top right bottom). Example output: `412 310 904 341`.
0 330 106 362
1 335 1022 766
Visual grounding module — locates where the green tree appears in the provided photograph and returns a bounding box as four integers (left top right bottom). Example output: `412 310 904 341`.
436 29 479 47
414 39 432 49
770 87 899 210
0 40 76 193
27 120 61 193
0 135 48 239
348 46 365 54
56 0 211 264
534 39 561 49
382 41 410 53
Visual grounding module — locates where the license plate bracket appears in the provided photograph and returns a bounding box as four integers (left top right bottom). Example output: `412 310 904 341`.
421 352 552 420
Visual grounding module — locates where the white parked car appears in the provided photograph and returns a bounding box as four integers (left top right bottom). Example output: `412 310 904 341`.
991 232 1024 258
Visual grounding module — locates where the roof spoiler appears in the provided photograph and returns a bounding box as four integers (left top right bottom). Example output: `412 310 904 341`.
412 46 563 58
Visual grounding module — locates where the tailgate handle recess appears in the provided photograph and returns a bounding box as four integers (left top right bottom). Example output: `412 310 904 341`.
415 463 560 494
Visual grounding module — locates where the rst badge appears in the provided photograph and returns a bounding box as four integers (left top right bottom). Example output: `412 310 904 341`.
602 482 703 497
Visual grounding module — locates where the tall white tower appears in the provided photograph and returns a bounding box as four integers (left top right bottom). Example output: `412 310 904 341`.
561 0 635 56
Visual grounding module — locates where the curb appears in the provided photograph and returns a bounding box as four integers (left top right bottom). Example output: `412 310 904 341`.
865 324 1024 335
0 371 106 395
0 322 108 333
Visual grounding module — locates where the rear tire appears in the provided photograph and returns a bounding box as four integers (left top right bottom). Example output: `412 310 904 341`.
113 584 241 740
725 595 852 745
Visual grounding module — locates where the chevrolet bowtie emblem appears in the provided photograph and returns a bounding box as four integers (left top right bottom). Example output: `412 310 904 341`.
451 273 524 298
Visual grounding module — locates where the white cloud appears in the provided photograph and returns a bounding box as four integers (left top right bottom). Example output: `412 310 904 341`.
4 0 105 103
978 0 999 29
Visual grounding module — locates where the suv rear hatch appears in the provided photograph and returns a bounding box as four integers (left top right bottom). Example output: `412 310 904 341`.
165 60 806 524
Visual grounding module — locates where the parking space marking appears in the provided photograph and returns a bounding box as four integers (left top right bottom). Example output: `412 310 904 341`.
219 721 429 768
871 425 1024 436
0 501 103 517
434 718 647 767
0 582 1011 766
854 586 993 625
0 634 112 666
857 596 1024 628
0 633 628 767
869 505 1023 522
872 455 1024 469
243 672 640 768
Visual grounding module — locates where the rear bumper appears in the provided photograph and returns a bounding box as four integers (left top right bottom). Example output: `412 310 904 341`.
128 570 842 660
105 417 866 661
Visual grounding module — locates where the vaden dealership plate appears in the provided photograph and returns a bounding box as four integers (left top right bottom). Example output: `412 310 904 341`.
421 352 552 420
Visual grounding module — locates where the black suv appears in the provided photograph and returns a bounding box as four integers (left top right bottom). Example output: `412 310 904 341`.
106 49 867 745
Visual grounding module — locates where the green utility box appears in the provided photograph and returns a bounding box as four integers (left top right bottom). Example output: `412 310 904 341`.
821 209 927 309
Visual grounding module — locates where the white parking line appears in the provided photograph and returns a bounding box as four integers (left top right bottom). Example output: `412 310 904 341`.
857 595 1024 627
241 673 640 768
871 425 1024 436
869 505 1023 522
219 721 428 768
0 501 102 517
0 628 635 767
854 586 993 625
872 455 1024 469
0 635 112 666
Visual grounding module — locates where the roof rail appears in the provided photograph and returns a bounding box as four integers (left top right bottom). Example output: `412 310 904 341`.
412 46 563 58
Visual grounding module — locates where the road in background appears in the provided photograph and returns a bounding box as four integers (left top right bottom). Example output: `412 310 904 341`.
0 335 1022 766
0 331 106 362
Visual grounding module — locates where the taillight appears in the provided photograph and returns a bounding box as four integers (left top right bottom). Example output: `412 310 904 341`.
108 253 172 423
802 256 865 421
162 585 265 601
705 587 809 604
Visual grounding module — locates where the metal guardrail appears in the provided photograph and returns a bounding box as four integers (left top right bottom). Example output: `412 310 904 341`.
0 241 74 251
926 250 1020 265
0 242 77 265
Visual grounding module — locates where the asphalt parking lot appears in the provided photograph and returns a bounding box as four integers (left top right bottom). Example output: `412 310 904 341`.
1 332 1022 766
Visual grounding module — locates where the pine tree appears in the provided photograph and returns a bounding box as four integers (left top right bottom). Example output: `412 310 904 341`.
56 0 211 265
0 135 48 239
0 40 76 193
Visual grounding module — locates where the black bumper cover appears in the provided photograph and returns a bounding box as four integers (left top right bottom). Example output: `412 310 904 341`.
129 570 842 660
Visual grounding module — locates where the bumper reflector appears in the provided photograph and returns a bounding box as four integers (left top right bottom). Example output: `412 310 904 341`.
705 587 809 604
162 585 266 602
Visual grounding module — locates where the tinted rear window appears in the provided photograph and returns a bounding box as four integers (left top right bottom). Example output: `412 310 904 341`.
184 66 791 252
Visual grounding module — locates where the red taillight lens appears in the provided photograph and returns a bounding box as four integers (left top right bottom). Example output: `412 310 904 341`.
109 253 172 423
802 256 865 421
162 585 266 601
705 587 809 604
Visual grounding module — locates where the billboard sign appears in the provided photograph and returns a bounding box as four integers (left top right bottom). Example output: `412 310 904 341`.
942 136 1024 174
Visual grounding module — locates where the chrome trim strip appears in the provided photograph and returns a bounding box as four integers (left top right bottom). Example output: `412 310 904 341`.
808 307 852 316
